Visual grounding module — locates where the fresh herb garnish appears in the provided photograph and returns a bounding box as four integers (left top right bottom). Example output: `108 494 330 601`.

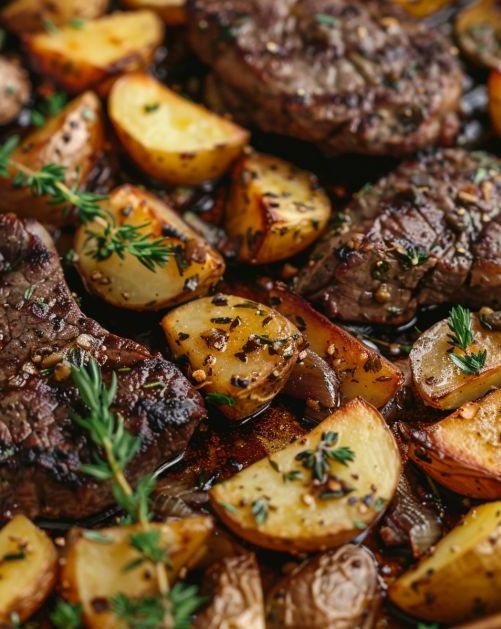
315 13 338 27
295 432 355 483
23 285 35 300
283 470 303 482
447 305 487 374
31 92 67 128
205 392 236 407
449 350 487 375
144 103 160 113
398 245 428 269
251 497 269 525
82 530 112 544
68 18 86 29
50 600 83 629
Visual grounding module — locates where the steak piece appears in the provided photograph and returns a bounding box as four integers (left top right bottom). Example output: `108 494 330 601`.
0 214 206 520
187 0 462 156
296 150 501 324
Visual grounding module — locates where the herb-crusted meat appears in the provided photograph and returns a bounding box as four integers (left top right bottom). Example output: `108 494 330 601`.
296 150 501 324
0 214 206 520
187 0 462 156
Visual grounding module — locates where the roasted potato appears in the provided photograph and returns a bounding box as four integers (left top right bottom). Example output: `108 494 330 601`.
410 312 501 410
392 0 451 17
24 11 164 94
75 185 225 310
1 0 109 34
161 295 302 421
266 544 380 629
489 69 501 137
0 91 105 224
0 515 57 623
0 56 31 126
269 286 404 408
194 553 265 629
408 388 501 499
389 501 501 623
121 0 186 25
455 0 501 70
109 72 249 186
210 398 401 553
225 152 331 264
62 516 213 629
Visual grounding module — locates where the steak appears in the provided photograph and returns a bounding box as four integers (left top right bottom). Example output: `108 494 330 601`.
187 0 462 156
296 149 501 324
0 214 206 521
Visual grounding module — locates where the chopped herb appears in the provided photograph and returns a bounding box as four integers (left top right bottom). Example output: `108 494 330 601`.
112 594 166 629
449 350 487 375
473 168 488 184
205 392 236 407
268 459 280 472
43 19 58 33
283 470 303 482
251 497 269 525
50 599 83 629
169 582 208 629
82 530 112 544
142 381 164 390
144 103 160 113
295 431 355 483
68 18 86 29
23 285 35 300
315 13 338 27
353 520 368 530
374 497 386 512
0 550 25 562
220 501 238 514
398 245 428 269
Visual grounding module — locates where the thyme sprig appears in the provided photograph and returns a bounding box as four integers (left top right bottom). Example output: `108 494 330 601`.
71 358 204 628
447 305 487 375
0 136 172 272
295 431 355 483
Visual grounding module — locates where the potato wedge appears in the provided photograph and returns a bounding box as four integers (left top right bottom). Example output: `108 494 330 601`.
1 0 109 34
408 388 501 499
194 553 265 629
410 312 501 410
0 56 31 126
161 295 302 421
266 545 380 629
269 286 403 408
225 152 331 264
455 0 501 70
0 91 105 225
210 398 401 553
0 515 57 623
392 0 451 17
24 11 164 94
489 69 501 137
389 501 501 623
121 0 186 25
75 185 225 310
109 73 249 185
62 516 213 629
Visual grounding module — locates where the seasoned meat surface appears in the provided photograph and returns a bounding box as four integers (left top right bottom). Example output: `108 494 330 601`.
0 214 206 520
187 0 462 156
296 150 501 324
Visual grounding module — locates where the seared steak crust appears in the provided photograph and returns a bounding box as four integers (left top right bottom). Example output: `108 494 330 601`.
296 150 501 324
187 0 462 156
0 214 206 520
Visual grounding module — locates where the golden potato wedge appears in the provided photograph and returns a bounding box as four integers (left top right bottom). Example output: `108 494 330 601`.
194 553 265 629
62 516 213 629
410 312 501 410
266 545 380 629
0 515 57 623
24 11 164 94
408 388 501 499
0 56 31 126
389 501 501 624
225 152 331 264
1 0 109 34
121 0 186 25
269 286 404 408
161 295 302 421
109 73 249 185
489 69 501 137
392 0 451 17
455 0 501 70
210 398 401 553
0 91 105 225
75 185 225 310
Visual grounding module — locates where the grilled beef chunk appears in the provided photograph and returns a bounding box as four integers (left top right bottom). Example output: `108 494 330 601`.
0 214 206 520
296 150 501 324
187 0 462 156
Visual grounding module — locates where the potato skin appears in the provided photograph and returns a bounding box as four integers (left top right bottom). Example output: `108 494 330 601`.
121 0 187 25
210 398 401 553
24 11 163 94
1 0 109 34
109 72 249 186
389 501 501 623
162 295 302 421
0 91 105 225
408 388 501 499
266 545 380 629
410 314 501 410
0 56 31 126
225 152 331 264
194 553 265 629
0 516 57 623
75 185 225 310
